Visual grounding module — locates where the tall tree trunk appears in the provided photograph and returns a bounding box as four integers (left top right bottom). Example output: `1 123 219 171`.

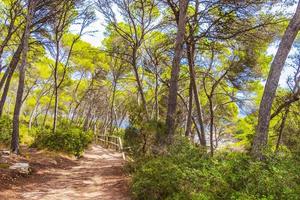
83 105 92 131
53 35 81 130
251 2 300 159
155 66 159 121
11 0 34 154
70 101 81 124
0 67 10 91
185 79 193 137
52 41 60 133
29 102 40 130
43 91 54 127
208 97 214 156
67 72 84 120
109 81 117 134
186 41 206 146
165 0 189 142
29 83 51 129
132 48 148 119
0 44 23 116
53 86 58 132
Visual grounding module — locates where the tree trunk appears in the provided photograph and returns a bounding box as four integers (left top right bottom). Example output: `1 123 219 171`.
275 107 289 153
83 105 92 131
29 84 51 129
70 101 81 124
251 2 300 160
67 72 84 120
29 102 40 130
186 41 206 146
0 67 10 91
155 66 159 121
185 79 193 137
0 44 23 116
109 81 117 134
43 91 54 127
165 0 189 142
132 48 148 119
208 97 214 156
52 41 60 133
11 0 34 154
0 13 18 68
53 86 58 132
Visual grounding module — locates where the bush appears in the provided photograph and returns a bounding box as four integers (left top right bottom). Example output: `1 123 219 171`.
0 116 38 147
32 125 93 157
20 124 36 145
131 137 300 200
124 120 166 157
0 116 12 145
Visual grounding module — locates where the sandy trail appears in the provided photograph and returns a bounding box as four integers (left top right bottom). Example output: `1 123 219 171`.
0 145 130 200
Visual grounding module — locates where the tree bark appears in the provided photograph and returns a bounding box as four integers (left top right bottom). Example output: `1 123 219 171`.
208 97 214 156
0 67 10 92
0 1 20 67
0 41 23 116
251 1 300 160
67 72 84 120
29 102 39 130
165 0 189 142
186 41 206 146
52 40 60 133
109 80 117 134
43 91 54 127
132 48 149 119
185 79 193 137
11 0 34 154
275 107 289 153
154 65 159 121
83 105 92 131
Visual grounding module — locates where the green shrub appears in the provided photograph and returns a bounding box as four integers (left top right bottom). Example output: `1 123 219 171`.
131 137 300 200
32 125 93 157
0 116 12 145
0 116 38 147
124 120 166 156
20 124 37 145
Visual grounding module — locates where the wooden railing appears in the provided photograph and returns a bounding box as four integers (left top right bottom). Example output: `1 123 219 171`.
96 134 125 160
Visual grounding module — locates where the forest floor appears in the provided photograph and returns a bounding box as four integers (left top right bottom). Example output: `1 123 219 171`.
0 145 130 200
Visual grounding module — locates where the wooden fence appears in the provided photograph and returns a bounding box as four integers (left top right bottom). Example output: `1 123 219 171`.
96 134 126 160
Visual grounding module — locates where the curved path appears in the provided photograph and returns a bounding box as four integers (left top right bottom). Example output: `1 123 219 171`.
1 145 130 200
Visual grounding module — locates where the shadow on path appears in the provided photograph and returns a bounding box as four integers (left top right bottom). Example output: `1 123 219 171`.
0 145 130 200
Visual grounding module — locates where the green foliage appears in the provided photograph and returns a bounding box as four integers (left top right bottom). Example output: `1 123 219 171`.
32 124 93 157
131 137 300 200
234 114 257 149
0 117 36 147
19 124 36 145
0 116 12 145
124 120 166 156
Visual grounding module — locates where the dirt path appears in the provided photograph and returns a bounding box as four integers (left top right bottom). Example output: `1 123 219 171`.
0 145 130 200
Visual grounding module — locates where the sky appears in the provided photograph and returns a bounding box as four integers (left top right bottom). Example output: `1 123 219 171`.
71 11 105 48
